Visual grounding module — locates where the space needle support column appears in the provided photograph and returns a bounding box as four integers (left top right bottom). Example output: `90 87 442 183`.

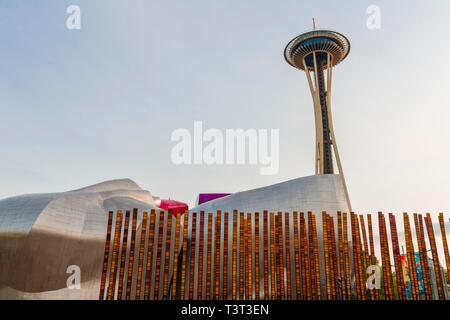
325 53 352 212
313 52 326 175
303 55 323 175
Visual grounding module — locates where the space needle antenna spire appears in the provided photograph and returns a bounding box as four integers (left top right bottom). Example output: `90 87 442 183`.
284 27 352 211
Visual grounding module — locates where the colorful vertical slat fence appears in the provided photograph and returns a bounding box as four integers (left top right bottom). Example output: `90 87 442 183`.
99 210 449 300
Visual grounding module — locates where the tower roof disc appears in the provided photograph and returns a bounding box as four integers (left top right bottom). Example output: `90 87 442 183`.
284 30 350 71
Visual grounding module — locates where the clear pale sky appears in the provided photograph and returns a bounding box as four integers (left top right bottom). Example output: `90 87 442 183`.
1 0 450 241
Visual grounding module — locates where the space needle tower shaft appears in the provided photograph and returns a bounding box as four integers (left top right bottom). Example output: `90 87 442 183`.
284 27 352 210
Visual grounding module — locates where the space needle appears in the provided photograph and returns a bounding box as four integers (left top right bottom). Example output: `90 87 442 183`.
284 23 352 209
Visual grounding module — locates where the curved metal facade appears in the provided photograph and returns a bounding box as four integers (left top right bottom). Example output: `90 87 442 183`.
0 179 157 299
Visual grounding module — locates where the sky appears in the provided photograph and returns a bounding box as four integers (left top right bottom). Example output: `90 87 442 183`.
1 1 450 256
